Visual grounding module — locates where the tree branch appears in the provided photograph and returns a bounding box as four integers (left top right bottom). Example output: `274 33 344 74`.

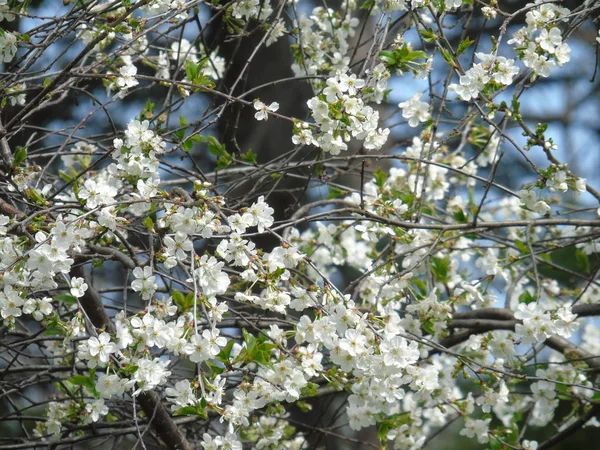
70 264 192 450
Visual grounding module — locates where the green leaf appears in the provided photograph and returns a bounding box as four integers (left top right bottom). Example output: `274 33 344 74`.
185 60 200 83
254 348 273 365
241 149 257 165
374 168 387 188
25 188 48 206
511 97 521 120
199 136 231 168
217 338 236 363
419 29 437 42
216 154 233 169
453 209 467 223
535 122 548 137
412 278 427 296
515 239 529 254
379 45 428 73
68 370 99 398
489 438 502 450
142 217 155 232
56 294 76 304
120 363 138 377
182 138 194 152
193 74 216 91
576 249 590 273
378 50 396 65
13 147 27 167
457 37 475 55
268 267 286 280
378 421 391 441
172 291 194 312
207 136 226 157
174 127 186 143
327 186 349 199
439 48 455 67
173 404 208 419
236 329 277 366
243 328 257 355
431 256 450 283
422 319 436 335
295 400 312 412
68 375 93 388
377 415 410 442
204 359 225 375
518 290 535 305
407 50 428 60
300 382 319 398
142 99 155 119
431 0 446 12
59 170 74 182
393 189 414 207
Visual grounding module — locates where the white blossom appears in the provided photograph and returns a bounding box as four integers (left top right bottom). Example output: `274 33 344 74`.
398 93 430 127
254 100 279 121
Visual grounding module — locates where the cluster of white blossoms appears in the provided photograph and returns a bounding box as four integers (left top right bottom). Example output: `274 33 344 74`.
6 110 464 442
141 0 194 18
5 81 26 106
114 55 139 98
291 4 359 78
160 38 225 82
545 164 586 194
114 119 165 178
382 0 464 13
2 1 600 449
300 71 390 154
0 0 22 63
518 189 552 216
450 52 520 101
0 0 16 22
74 4 225 99
514 302 579 346
265 18 286 47
508 2 571 77
231 0 273 21
449 2 572 102
289 2 391 106
577 230 600 257
0 28 17 63
517 164 587 216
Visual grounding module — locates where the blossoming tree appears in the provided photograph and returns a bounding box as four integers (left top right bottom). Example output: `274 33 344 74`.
1 0 600 449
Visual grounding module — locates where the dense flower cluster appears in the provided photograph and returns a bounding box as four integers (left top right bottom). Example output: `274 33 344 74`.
297 71 390 154
291 4 360 78
1 1 599 450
